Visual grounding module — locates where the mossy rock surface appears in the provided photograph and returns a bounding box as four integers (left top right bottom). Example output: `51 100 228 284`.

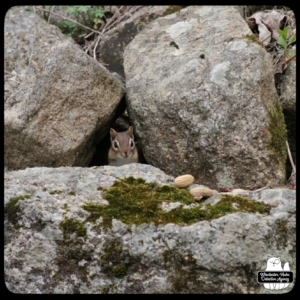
4 166 296 294
267 99 287 165
82 177 272 229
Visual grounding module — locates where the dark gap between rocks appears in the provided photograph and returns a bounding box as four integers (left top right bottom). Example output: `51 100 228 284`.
89 96 147 167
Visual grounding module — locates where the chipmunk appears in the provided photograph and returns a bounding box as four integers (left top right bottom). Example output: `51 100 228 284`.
108 126 139 166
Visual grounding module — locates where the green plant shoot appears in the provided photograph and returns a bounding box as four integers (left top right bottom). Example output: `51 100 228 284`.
277 25 296 62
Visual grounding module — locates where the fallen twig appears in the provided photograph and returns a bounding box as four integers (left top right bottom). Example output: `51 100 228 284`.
251 185 269 192
286 140 296 173
104 5 124 30
93 34 102 60
84 5 125 56
47 5 56 24
85 5 143 58
104 6 143 32
36 5 143 61
283 54 296 65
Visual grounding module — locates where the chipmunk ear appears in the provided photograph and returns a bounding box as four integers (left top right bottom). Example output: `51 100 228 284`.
110 128 118 139
127 126 133 136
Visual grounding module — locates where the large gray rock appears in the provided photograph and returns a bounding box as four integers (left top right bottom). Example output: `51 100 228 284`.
4 165 295 293
4 14 125 170
124 6 287 190
4 6 75 101
98 6 184 78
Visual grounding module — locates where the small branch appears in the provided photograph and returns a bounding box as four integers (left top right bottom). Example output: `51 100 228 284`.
34 6 101 35
84 5 125 56
286 140 296 173
37 5 143 62
100 5 124 32
47 6 55 24
92 6 143 56
84 31 95 39
283 54 296 65
251 185 269 192
93 34 102 60
104 6 143 33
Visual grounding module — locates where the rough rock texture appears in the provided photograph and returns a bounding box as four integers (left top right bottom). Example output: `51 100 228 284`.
4 165 295 294
280 52 296 112
4 6 76 101
124 6 287 190
280 50 296 174
98 6 184 78
5 26 125 170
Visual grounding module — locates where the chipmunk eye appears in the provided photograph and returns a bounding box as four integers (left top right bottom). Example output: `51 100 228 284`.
114 141 119 149
130 140 134 147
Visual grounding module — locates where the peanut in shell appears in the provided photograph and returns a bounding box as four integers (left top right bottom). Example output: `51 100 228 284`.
174 174 194 188
190 187 218 200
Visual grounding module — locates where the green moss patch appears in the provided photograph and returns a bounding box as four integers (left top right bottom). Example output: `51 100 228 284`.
267 99 287 164
82 177 271 229
163 249 198 293
55 216 92 285
5 194 31 227
49 190 64 195
241 34 264 47
100 238 128 278
218 194 271 214
83 177 195 228
164 6 187 16
54 239 92 286
59 217 87 240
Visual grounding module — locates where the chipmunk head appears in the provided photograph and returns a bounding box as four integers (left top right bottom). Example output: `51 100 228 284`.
110 126 135 158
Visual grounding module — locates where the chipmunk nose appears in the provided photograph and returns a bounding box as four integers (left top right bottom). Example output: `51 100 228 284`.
123 151 128 158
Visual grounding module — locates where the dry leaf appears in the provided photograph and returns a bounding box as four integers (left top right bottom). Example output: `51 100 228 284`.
245 17 257 32
274 59 284 74
258 23 271 46
246 10 293 47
